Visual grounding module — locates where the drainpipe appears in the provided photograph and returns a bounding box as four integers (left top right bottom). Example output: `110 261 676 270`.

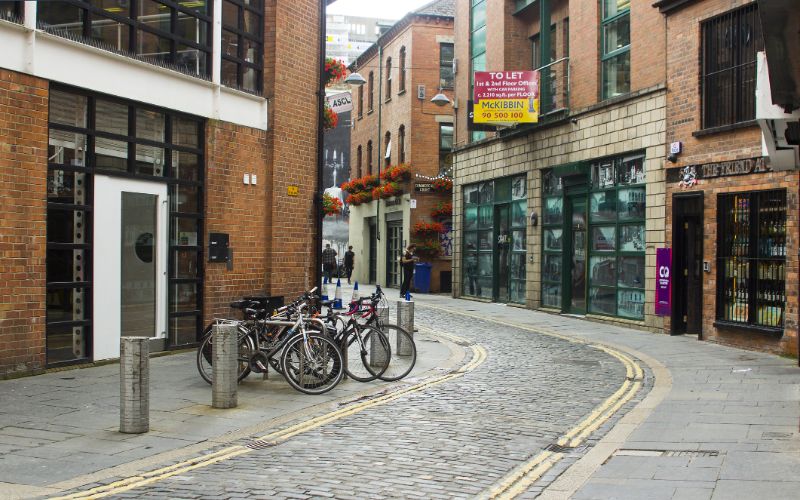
315 0 327 289
376 44 383 244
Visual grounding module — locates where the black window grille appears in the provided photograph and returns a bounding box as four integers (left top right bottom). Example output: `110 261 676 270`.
37 0 213 82
702 3 764 128
716 190 786 330
220 0 264 94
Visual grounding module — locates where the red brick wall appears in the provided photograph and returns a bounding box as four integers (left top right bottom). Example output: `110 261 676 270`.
204 121 271 321
0 70 48 378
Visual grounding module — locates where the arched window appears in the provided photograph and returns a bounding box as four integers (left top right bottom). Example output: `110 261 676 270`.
384 131 391 167
398 47 406 93
368 72 374 111
398 125 405 164
356 145 362 177
367 140 373 174
385 57 392 98
358 85 363 118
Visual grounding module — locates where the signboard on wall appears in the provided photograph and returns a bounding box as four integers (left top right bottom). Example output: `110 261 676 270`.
473 71 539 124
655 247 672 316
326 91 352 114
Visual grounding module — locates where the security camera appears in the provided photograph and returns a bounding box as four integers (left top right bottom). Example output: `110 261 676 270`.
570 118 578 125
667 154 678 163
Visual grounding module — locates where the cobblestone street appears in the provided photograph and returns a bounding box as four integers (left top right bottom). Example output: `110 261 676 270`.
58 305 642 500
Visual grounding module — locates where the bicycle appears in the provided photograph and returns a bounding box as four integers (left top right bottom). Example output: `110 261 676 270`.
323 302 391 382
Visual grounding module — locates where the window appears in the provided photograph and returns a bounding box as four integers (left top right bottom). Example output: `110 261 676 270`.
0 1 22 22
601 0 630 99
46 87 205 365
358 84 364 118
541 171 564 308
717 190 786 330
366 140 373 174
220 0 265 93
38 1 214 81
702 4 763 128
398 125 405 164
470 0 487 143
399 46 406 93
439 123 453 176
385 57 392 99
356 145 362 177
531 24 558 113
384 131 391 167
368 71 374 112
440 43 454 88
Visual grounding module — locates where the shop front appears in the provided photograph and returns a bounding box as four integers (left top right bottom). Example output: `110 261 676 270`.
541 153 647 321
462 175 527 304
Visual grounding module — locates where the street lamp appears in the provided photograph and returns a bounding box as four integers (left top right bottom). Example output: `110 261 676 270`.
344 72 367 87
430 91 451 107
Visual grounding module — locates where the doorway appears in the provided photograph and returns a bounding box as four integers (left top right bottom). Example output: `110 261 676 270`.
93 176 168 360
368 219 377 284
386 222 403 287
566 194 588 314
672 193 704 335
494 204 511 301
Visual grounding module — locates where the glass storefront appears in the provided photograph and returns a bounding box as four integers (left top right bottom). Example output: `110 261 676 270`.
46 86 205 365
463 175 527 303
542 153 646 319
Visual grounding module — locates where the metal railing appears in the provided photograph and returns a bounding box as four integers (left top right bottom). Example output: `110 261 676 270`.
535 56 570 116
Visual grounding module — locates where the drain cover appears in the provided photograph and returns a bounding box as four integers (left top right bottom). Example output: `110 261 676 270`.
244 440 277 450
615 449 719 458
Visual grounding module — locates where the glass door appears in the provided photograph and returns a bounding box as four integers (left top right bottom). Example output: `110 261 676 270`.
494 204 511 301
567 195 588 314
93 176 168 360
368 220 377 284
386 222 403 287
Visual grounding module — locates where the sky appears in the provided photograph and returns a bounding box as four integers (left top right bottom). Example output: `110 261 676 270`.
327 0 434 21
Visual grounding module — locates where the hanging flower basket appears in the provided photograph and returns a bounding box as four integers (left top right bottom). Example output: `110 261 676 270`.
381 164 412 182
431 177 453 193
414 239 442 259
412 221 446 237
431 201 453 219
381 181 402 199
322 193 343 216
323 104 339 130
363 174 381 188
324 58 347 86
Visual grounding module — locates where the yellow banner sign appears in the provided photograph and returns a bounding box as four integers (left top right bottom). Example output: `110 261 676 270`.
473 99 538 124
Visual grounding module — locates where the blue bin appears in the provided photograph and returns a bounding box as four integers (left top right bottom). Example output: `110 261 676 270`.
413 263 432 293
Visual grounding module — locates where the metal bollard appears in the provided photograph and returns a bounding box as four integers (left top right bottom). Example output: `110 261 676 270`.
120 337 149 434
370 306 390 367
212 324 238 409
396 299 414 356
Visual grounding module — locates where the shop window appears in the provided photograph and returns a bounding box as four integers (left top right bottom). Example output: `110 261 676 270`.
46 86 206 365
701 4 763 129
600 0 630 99
717 190 786 330
38 1 214 82
440 43 454 89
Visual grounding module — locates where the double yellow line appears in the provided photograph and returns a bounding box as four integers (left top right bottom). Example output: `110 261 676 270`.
53 334 487 500
418 304 644 500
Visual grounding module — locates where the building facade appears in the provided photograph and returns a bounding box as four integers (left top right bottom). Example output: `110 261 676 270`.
452 0 668 330
326 14 396 67
656 0 799 358
346 0 455 292
0 0 323 377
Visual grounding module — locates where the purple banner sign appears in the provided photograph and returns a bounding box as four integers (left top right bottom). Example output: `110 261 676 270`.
655 248 672 316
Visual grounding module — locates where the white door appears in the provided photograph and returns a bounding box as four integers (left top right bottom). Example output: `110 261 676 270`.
94 176 168 360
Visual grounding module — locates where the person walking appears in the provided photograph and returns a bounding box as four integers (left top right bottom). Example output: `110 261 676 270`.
344 246 355 284
322 244 338 283
399 244 418 298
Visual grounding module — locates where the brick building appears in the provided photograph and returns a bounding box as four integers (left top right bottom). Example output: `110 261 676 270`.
345 0 455 292
655 0 799 358
452 0 668 330
0 0 324 377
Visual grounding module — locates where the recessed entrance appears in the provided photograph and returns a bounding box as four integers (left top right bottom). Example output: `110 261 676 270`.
93 176 168 360
566 194 588 314
672 193 704 335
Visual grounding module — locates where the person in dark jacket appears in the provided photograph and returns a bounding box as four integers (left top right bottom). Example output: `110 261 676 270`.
322 244 337 283
399 244 418 298
344 246 355 284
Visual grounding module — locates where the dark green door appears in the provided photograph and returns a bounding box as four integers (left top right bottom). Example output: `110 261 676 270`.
566 195 588 314
494 204 511 301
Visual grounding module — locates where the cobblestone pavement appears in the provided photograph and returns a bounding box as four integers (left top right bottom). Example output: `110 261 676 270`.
71 306 643 499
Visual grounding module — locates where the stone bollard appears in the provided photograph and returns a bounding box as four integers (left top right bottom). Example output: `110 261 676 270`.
120 337 150 434
370 306 390 367
396 299 414 356
212 324 238 409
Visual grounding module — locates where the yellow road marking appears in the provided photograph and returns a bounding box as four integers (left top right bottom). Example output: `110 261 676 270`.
417 304 646 500
53 335 487 499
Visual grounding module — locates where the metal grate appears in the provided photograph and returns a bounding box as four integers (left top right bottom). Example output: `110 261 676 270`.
615 449 719 458
244 440 277 450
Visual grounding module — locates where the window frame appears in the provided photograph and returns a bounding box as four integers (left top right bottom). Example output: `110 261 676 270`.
368 71 374 112
366 140 373 174
600 2 631 100
356 145 362 177
398 125 405 164
398 46 407 93
439 42 454 89
385 56 392 100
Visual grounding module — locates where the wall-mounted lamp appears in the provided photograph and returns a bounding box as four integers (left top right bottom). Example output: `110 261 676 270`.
530 211 538 227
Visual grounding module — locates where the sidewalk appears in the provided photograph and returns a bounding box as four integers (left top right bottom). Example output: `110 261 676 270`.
0 303 459 499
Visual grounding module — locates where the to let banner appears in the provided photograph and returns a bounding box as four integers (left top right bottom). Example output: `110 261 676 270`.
655 248 672 316
473 71 539 124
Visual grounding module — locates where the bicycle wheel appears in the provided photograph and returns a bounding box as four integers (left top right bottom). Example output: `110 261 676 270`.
344 327 390 382
374 323 417 381
196 324 255 385
280 332 344 395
